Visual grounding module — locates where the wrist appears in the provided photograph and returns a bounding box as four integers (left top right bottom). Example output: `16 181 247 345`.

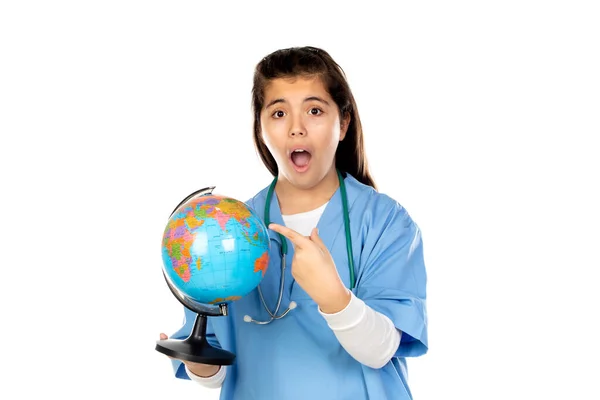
186 363 220 378
318 285 351 314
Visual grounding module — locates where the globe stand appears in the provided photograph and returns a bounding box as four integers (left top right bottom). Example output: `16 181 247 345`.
156 270 236 365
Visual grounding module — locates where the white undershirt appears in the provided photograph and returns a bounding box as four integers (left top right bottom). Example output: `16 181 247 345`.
186 203 402 387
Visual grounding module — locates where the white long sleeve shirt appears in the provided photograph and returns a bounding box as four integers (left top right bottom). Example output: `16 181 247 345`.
186 203 402 387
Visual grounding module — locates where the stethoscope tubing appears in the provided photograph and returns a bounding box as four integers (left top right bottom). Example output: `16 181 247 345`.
244 169 354 325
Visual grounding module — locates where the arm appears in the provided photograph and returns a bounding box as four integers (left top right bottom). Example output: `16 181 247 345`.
321 201 428 367
319 292 401 369
355 202 428 359
185 363 226 388
269 198 427 365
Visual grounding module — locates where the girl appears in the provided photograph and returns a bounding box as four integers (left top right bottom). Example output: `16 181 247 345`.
160 46 428 399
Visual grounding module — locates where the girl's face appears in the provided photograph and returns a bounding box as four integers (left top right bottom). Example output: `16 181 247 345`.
260 76 349 190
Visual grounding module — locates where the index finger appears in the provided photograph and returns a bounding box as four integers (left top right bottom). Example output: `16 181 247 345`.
268 223 309 248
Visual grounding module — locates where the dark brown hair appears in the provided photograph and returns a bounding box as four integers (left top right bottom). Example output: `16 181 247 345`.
251 46 376 190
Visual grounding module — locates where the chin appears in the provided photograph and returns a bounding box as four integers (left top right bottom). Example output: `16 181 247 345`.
283 166 330 190
286 175 317 190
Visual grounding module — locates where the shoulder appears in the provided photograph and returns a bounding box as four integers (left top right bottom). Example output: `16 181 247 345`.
243 183 271 214
345 173 414 230
346 175 423 264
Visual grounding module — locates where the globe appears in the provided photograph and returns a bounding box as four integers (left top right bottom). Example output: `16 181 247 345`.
161 193 270 306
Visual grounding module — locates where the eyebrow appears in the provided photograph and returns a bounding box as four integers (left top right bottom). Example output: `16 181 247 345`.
265 96 330 109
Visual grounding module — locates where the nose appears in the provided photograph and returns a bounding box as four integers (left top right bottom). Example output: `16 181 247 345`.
288 113 306 137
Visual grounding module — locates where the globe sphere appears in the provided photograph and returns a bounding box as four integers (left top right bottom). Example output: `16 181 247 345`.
161 194 270 305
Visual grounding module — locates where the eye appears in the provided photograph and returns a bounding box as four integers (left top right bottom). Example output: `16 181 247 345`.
272 110 285 119
309 107 323 116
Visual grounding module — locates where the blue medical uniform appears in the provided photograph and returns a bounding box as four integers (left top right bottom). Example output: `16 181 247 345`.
169 172 428 399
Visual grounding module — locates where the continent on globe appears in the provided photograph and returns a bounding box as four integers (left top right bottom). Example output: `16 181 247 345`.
254 252 269 276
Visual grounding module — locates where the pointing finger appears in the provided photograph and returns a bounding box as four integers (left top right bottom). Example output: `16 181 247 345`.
269 223 309 248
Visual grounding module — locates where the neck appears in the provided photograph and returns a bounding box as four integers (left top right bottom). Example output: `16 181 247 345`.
275 167 339 215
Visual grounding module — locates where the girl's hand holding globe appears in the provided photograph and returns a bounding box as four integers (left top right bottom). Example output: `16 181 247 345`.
158 333 221 377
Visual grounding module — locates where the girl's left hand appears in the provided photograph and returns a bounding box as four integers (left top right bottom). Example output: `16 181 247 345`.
268 223 351 314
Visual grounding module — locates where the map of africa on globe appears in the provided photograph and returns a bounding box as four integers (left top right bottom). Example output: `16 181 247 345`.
161 194 270 305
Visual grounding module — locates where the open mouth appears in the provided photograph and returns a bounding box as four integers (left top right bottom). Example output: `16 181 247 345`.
290 149 312 170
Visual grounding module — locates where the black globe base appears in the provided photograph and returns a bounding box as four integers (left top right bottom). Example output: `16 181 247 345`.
156 313 235 366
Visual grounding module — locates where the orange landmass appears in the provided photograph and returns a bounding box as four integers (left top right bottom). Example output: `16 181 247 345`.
166 218 185 231
209 296 241 304
186 217 205 230
254 251 269 277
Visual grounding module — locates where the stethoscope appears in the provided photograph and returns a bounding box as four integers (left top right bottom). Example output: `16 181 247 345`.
243 169 356 325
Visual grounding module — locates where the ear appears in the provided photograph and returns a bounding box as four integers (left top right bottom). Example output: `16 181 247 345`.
339 112 351 141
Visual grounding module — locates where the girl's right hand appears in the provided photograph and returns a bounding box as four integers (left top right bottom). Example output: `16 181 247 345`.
159 333 221 378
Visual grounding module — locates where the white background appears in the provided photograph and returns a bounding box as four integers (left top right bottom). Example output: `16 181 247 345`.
1 1 599 399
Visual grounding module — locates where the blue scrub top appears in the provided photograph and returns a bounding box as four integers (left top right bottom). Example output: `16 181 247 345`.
169 173 428 400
